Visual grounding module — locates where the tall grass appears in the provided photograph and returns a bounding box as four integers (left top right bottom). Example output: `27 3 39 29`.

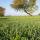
0 16 40 40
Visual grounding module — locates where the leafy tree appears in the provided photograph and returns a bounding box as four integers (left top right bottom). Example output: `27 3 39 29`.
0 7 5 16
11 0 36 16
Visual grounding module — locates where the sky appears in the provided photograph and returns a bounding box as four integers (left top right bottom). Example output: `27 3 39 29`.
0 0 40 16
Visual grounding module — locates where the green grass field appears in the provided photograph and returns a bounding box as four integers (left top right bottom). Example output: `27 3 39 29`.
0 16 40 40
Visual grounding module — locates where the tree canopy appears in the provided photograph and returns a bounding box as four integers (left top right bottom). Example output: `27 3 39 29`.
11 0 36 16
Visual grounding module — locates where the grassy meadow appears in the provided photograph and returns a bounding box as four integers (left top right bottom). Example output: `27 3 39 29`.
0 16 40 40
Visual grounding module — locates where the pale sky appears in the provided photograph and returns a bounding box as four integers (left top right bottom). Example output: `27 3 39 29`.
0 0 40 16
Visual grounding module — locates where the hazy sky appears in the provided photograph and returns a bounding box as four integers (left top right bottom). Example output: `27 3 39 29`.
0 0 40 16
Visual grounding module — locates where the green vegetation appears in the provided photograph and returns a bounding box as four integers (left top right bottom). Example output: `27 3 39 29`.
11 0 36 16
0 16 40 40
0 7 5 16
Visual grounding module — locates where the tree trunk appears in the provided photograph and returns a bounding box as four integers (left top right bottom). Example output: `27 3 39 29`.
27 12 32 16
24 10 32 16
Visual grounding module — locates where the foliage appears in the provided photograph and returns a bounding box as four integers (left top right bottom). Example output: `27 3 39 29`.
0 7 5 16
11 0 24 9
11 0 36 16
0 16 40 40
